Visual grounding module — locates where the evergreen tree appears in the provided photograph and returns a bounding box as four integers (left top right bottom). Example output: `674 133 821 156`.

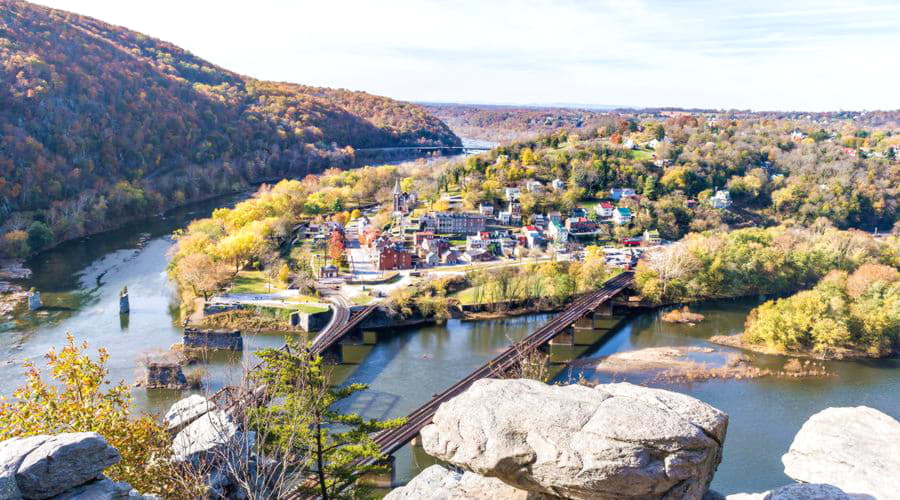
249 339 405 499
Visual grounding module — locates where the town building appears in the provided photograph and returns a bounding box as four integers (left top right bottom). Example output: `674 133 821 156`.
551 178 566 191
531 213 547 229
498 201 522 225
594 201 615 218
522 226 545 248
548 211 563 224
525 180 543 192
565 217 598 234
377 245 412 271
392 179 417 215
710 189 732 209
643 230 662 245
413 231 435 250
613 207 633 225
479 202 494 217
504 186 521 201
546 220 568 243
420 212 486 234
464 249 493 263
610 188 636 201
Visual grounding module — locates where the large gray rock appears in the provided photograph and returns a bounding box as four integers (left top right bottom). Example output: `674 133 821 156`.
384 465 529 500
15 433 121 499
725 483 850 500
782 406 899 499
421 379 728 500
163 394 212 432
172 410 252 466
0 436 51 499
52 476 156 499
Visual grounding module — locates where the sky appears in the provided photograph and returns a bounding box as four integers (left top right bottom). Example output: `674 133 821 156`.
33 0 900 111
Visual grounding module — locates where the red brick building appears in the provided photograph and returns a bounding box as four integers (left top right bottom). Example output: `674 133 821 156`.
377 246 412 271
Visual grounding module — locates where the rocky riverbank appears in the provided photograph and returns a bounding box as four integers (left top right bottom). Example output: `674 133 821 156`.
709 333 890 360
574 346 830 383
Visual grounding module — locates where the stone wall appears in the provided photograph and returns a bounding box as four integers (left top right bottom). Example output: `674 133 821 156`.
183 329 243 350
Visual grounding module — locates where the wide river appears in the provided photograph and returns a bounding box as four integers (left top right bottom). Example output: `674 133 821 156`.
3 186 898 495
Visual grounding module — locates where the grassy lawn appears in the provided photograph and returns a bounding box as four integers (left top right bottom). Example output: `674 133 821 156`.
453 286 479 305
284 294 324 303
294 304 329 314
629 149 654 161
227 271 284 295
351 293 373 305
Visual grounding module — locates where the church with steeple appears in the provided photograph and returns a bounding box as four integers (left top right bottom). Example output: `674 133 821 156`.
392 179 417 215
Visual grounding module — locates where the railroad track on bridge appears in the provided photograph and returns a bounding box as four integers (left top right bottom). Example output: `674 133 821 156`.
364 271 634 460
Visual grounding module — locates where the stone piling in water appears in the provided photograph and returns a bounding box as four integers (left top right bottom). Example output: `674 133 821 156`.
27 288 41 311
119 286 129 314
183 328 243 350
143 362 188 389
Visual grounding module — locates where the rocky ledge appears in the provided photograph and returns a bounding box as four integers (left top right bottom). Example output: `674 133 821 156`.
391 379 898 500
0 432 153 499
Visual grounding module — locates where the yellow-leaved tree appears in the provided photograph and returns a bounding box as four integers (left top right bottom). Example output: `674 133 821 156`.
0 334 200 498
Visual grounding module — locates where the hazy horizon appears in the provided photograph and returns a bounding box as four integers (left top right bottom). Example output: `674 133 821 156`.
32 0 900 112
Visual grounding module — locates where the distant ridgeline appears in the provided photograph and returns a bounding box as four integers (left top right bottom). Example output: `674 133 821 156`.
0 1 460 257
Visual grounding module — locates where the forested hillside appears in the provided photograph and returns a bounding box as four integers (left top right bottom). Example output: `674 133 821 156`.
425 103 611 143
0 0 459 257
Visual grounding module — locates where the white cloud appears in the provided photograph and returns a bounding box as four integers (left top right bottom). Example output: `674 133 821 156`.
31 0 900 110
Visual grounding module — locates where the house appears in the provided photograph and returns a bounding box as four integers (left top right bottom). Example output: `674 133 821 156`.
546 220 568 243
685 199 698 208
551 178 566 191
570 207 587 219
790 130 807 142
499 201 522 225
643 230 662 245
525 180 543 192
610 188 636 201
413 231 435 250
647 138 661 149
420 212 486 234
548 211 563 224
319 265 339 279
710 190 731 209
565 217 598 234
464 249 493 263
423 252 439 267
422 237 450 257
377 246 412 271
522 225 545 248
595 201 615 218
466 233 489 251
443 194 464 208
532 213 547 229
613 207 633 225
479 202 494 217
624 139 636 149
504 186 521 201
441 249 463 265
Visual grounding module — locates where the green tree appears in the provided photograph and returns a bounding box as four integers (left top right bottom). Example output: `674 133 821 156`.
26 221 54 251
249 340 405 499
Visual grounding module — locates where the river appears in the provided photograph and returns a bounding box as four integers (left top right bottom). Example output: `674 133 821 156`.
2 159 898 495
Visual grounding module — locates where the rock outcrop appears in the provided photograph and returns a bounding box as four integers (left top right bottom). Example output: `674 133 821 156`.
0 432 150 499
163 394 212 432
421 379 728 500
782 406 900 499
172 410 251 465
384 465 529 500
724 483 850 500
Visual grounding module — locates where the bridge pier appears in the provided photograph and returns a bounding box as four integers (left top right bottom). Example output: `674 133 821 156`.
359 455 395 489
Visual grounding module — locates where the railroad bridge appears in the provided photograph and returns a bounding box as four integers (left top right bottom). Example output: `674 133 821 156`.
206 272 635 490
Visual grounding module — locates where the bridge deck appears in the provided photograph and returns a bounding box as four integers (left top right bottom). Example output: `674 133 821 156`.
366 271 634 459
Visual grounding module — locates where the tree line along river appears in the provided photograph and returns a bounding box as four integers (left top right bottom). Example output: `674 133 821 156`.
1 182 897 496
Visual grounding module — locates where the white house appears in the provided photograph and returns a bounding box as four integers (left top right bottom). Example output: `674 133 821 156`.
647 139 660 149
624 139 636 149
594 201 615 218
711 189 732 209
479 202 494 217
551 178 566 191
525 180 543 192
546 220 569 243
424 252 439 267
613 207 633 225
504 186 521 201
610 188 636 201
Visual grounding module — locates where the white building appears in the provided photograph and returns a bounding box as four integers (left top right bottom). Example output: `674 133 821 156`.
479 202 494 217
711 190 732 209
525 180 543 192
546 220 569 243
613 207 633 225
504 186 521 201
551 178 566 191
594 201 615 218
610 188 636 201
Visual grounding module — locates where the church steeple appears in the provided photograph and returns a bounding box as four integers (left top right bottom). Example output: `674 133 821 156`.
393 179 402 213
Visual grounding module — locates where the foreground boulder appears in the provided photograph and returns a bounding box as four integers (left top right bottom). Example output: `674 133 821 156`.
782 406 900 499
172 410 251 465
384 465 529 499
163 394 212 432
0 432 151 499
421 379 728 500
725 483 850 500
